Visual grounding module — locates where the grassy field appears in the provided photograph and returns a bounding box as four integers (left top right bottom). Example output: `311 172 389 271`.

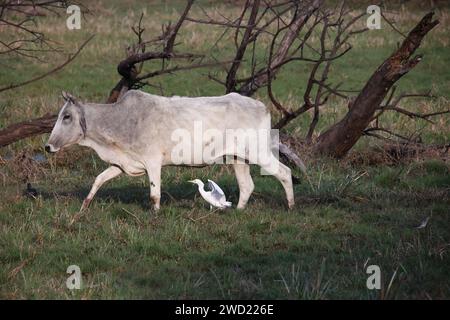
0 0 449 299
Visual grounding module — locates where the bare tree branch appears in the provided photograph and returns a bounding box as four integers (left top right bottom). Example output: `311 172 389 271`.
315 11 439 157
238 0 322 96
225 0 260 93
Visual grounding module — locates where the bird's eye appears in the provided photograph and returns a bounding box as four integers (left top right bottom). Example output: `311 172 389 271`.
63 114 71 120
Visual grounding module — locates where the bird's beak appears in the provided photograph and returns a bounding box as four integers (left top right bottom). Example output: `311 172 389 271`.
188 180 195 184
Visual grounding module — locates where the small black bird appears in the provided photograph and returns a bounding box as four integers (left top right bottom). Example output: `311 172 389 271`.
24 183 38 199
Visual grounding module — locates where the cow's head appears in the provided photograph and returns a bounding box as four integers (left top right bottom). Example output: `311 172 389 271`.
45 91 86 153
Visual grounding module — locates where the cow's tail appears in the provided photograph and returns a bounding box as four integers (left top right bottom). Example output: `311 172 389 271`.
278 142 307 174
272 140 307 185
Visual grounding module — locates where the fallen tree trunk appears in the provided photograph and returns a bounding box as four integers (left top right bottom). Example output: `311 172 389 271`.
314 12 439 158
0 114 57 147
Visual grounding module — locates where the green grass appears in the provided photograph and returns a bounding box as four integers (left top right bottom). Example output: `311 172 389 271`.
0 155 448 299
0 1 449 299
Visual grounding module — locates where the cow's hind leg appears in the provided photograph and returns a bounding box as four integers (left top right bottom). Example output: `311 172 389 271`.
81 166 122 211
259 157 294 209
233 163 254 209
146 163 161 211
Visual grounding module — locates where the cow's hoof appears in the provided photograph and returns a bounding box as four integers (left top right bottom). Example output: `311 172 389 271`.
288 202 295 210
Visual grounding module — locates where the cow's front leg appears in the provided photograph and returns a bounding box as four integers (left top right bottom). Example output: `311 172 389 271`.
81 166 122 211
146 164 161 211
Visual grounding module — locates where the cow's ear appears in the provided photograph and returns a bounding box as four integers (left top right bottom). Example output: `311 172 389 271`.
61 91 70 101
62 91 77 104
78 104 87 136
79 111 87 136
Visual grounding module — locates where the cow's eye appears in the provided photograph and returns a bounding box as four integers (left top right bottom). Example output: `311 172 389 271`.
63 114 71 121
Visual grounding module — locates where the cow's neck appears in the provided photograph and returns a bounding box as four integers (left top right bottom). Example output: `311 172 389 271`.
78 103 126 161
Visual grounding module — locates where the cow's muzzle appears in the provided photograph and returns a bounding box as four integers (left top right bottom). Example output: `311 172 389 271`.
44 144 59 153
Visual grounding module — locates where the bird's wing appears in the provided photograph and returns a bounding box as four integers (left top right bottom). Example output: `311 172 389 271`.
207 179 225 197
416 216 430 229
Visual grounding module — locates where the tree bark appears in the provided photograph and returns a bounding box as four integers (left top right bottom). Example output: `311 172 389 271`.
314 12 439 158
0 114 57 148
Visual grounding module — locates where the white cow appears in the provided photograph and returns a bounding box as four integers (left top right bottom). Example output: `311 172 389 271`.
45 90 294 211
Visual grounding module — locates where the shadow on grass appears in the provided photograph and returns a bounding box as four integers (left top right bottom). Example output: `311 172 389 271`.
39 183 200 210
32 179 395 212
34 174 449 213
38 181 290 210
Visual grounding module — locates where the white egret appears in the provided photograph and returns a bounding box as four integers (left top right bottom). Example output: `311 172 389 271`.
189 179 232 210
416 216 431 229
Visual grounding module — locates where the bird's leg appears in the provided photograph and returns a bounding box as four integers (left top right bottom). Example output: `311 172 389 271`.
210 204 213 211
81 166 122 211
